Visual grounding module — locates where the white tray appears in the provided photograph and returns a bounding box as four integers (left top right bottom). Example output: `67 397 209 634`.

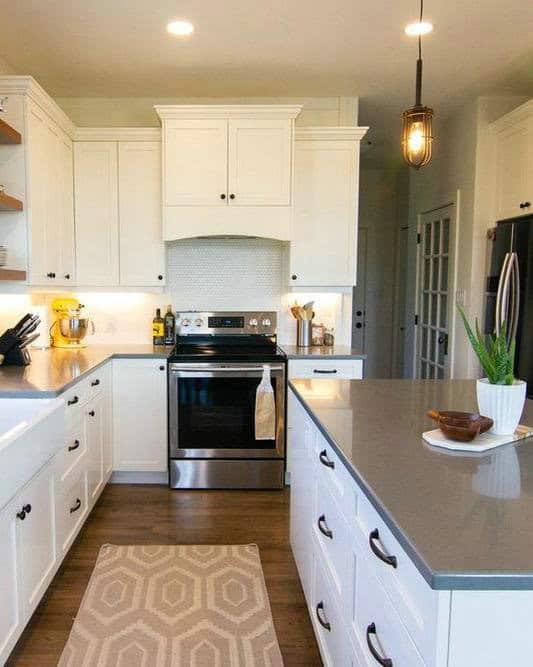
422 424 533 452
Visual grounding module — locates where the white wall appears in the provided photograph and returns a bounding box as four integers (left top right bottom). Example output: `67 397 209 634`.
55 96 358 127
405 95 529 379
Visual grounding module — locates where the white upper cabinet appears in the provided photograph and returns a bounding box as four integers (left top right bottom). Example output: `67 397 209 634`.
164 119 228 206
290 127 367 287
228 119 292 206
492 101 533 221
118 141 165 286
27 100 75 286
74 141 119 286
155 105 301 240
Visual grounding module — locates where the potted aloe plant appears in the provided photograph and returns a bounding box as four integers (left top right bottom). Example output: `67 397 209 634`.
458 307 526 435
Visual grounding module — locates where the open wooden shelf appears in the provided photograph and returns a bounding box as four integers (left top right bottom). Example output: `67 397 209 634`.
0 191 23 211
0 268 26 281
0 118 22 145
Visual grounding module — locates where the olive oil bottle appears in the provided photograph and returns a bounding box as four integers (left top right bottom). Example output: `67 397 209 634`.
152 308 164 345
164 305 176 345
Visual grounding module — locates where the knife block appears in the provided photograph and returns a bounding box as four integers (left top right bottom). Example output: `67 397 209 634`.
1 345 32 366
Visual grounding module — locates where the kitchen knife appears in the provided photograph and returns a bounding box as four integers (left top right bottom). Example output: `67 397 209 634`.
18 333 40 349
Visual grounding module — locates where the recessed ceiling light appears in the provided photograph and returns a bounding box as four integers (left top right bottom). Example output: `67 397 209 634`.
405 21 433 36
167 20 194 37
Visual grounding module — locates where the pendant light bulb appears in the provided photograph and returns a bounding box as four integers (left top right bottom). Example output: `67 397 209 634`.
401 0 434 169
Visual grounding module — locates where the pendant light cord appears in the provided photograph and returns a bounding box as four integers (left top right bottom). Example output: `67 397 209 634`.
415 0 424 106
418 0 423 60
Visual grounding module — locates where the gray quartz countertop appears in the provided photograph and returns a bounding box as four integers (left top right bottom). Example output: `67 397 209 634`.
280 344 365 359
290 378 533 590
0 345 172 397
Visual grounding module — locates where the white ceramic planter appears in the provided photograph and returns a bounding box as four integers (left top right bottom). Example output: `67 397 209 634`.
476 378 527 436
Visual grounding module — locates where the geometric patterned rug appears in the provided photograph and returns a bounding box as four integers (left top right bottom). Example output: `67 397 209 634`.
58 544 283 666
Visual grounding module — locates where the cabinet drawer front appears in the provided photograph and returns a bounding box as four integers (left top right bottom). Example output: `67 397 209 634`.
313 431 357 523
313 476 354 608
86 366 107 399
311 554 351 667
289 359 363 379
353 556 426 667
358 493 440 664
55 418 87 487
64 383 89 425
56 471 88 555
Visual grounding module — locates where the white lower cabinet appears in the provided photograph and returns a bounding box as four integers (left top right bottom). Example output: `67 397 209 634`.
112 359 168 472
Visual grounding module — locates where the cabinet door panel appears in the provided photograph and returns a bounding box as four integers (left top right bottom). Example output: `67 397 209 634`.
119 141 165 286
0 500 21 663
164 119 227 206
74 142 119 285
113 360 168 471
17 463 56 617
228 119 291 205
495 121 530 221
56 133 75 284
86 396 104 504
291 140 357 286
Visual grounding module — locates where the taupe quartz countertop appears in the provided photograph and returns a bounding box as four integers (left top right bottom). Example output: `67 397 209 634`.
279 344 365 359
290 378 533 590
0 345 172 397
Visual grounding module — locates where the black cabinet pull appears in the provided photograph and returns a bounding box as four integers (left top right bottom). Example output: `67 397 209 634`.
70 498 82 514
64 273 71 280
46 272 56 278
91 379 100 386
319 449 335 469
315 602 331 631
220 193 226 199
67 396 79 406
525 202 531 208
159 365 165 371
229 193 235 200
369 529 397 568
291 274 297 280
313 369 338 374
158 274 163 280
366 623 393 666
68 439 80 452
317 514 333 539
16 504 32 521
520 203 525 209
88 410 95 417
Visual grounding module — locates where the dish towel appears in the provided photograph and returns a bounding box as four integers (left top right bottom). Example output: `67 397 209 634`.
255 365 276 440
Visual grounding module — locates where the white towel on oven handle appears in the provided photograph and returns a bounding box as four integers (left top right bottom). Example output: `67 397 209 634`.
255 364 276 440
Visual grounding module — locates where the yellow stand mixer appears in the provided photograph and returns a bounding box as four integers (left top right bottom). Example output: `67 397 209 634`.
50 297 94 349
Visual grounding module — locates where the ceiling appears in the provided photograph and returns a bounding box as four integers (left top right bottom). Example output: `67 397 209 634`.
1 0 533 162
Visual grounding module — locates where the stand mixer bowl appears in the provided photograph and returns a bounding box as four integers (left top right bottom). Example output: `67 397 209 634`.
58 317 93 342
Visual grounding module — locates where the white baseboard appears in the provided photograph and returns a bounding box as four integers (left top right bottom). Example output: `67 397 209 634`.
110 471 169 485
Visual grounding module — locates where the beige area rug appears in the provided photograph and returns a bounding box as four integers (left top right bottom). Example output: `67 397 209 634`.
58 544 283 667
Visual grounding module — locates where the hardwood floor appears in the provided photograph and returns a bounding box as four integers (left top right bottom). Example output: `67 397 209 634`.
7 484 322 666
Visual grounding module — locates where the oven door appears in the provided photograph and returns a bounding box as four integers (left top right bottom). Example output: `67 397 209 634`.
169 362 286 459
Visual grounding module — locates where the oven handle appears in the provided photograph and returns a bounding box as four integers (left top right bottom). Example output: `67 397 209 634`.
170 364 285 373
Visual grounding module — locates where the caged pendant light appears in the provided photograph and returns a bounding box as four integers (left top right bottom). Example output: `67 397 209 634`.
402 0 434 169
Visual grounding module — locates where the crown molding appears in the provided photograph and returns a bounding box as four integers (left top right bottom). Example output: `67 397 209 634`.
155 104 303 121
73 127 161 141
295 126 369 141
0 75 76 138
490 99 533 132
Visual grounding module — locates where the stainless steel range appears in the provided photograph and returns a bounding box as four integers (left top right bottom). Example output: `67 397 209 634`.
168 311 286 489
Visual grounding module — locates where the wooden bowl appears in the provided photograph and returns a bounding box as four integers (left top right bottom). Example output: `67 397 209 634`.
426 410 494 442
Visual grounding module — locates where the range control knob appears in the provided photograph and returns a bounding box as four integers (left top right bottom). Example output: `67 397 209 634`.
262 318 271 327
181 319 191 327
249 318 258 327
194 318 204 327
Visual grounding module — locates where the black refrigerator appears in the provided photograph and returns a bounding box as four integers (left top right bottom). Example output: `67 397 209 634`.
485 216 533 398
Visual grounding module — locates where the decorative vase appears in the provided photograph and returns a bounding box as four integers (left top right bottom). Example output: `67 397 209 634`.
476 378 527 436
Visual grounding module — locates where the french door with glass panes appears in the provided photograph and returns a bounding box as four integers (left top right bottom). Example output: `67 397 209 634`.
415 204 456 379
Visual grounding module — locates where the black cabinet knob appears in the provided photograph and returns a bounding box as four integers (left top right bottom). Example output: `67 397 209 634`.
291 274 297 281
220 193 226 200
159 365 165 371
64 273 71 280
525 202 531 208
229 194 235 200
88 410 95 417
355 322 362 329
158 275 163 280
356 310 363 316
